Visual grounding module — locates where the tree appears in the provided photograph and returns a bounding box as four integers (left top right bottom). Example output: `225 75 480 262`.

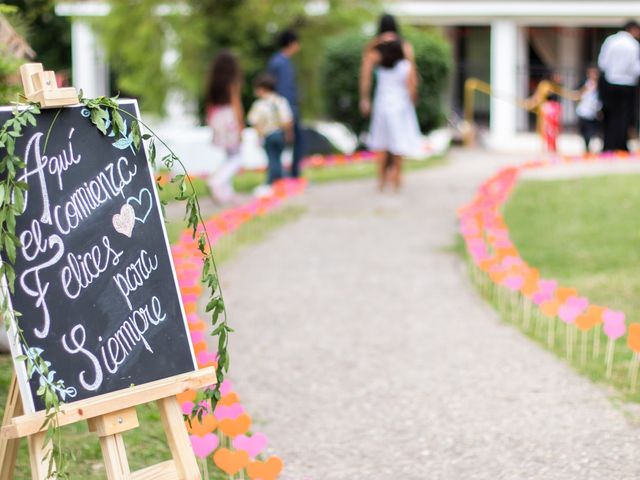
97 0 380 118
2 0 71 75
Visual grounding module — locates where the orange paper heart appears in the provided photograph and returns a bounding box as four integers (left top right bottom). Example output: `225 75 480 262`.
575 305 605 332
176 390 197 404
246 456 284 480
213 448 249 475
218 392 241 406
186 414 217 436
555 287 578 303
628 323 640 353
540 298 560 318
219 413 251 437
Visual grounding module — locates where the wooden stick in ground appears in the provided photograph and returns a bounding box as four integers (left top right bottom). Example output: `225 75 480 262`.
630 354 640 393
580 330 588 367
606 338 616 379
523 297 532 331
201 458 210 480
510 292 518 323
535 308 545 339
498 287 507 317
547 316 556 349
593 324 601 359
566 324 573 361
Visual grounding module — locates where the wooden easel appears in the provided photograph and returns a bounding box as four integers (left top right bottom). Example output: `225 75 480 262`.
19 63 78 107
0 65 211 479
0 367 215 479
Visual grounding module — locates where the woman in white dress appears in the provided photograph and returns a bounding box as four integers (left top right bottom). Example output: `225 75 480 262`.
360 14 422 191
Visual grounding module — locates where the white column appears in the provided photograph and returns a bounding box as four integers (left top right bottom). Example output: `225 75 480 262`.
559 27 581 126
71 19 109 98
162 27 197 126
516 26 529 132
490 20 519 145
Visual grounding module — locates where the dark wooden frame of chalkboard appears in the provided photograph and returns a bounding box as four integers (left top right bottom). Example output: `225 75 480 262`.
0 99 213 479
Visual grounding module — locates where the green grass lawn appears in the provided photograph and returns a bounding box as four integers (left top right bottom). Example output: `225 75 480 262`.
504 174 640 322
497 173 640 400
0 205 306 478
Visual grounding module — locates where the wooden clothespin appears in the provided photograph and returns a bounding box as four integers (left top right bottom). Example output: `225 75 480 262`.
20 63 78 108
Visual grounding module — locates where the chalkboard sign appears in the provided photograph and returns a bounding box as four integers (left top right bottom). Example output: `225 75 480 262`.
0 100 197 413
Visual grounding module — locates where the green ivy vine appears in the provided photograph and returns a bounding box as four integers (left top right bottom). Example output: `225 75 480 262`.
0 102 74 478
0 96 231 478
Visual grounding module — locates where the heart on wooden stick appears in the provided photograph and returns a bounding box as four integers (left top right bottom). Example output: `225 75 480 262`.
246 456 284 480
213 448 249 475
112 204 136 237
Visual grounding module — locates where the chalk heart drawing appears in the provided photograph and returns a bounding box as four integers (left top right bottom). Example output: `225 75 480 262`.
112 204 136 237
127 188 153 224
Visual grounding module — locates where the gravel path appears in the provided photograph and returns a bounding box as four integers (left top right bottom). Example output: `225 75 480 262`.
211 149 640 480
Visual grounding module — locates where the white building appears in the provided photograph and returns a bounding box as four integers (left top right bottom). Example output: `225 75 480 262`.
390 1 640 149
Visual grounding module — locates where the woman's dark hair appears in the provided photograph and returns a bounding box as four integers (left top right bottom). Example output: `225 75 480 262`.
205 50 241 106
378 13 399 35
377 39 405 69
253 73 276 92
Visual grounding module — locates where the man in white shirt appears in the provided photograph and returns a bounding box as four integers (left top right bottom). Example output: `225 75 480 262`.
598 21 640 151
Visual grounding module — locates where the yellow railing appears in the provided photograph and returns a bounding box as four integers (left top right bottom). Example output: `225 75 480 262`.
463 77 581 146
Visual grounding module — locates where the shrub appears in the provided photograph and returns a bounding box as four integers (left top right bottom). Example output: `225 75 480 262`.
321 28 452 135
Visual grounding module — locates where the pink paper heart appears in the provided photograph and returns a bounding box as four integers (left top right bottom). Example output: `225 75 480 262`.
603 309 626 339
603 309 625 325
219 380 233 396
232 433 268 458
181 401 195 415
558 296 588 324
190 433 219 458
214 403 244 420
501 256 522 268
190 331 204 343
604 321 626 340
502 275 524 291
197 351 218 367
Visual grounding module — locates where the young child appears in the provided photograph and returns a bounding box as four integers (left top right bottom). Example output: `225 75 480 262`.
247 74 293 191
205 50 244 203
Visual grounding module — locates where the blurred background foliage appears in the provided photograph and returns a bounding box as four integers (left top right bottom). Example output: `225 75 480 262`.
0 0 70 103
97 0 382 120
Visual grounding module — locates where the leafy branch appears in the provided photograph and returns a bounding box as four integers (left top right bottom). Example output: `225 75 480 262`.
0 103 75 478
81 96 232 418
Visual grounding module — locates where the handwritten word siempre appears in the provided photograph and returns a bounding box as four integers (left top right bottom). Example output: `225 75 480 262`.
61 296 167 391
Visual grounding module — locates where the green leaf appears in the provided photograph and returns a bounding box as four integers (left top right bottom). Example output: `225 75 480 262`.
4 236 16 263
13 187 24 213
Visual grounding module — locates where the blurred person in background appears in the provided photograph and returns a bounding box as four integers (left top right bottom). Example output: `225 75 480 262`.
267 29 303 178
205 50 244 204
575 66 602 153
248 73 293 195
360 13 421 192
597 21 640 151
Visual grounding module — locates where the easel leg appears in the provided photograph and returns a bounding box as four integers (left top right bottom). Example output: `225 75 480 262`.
157 396 201 480
0 375 23 480
99 434 130 480
27 431 53 480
